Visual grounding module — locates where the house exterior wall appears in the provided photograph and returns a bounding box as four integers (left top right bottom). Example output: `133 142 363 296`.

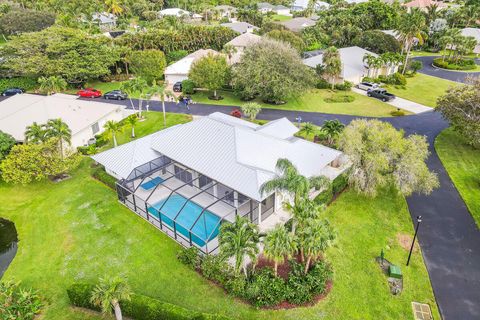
275 9 291 15
165 74 188 85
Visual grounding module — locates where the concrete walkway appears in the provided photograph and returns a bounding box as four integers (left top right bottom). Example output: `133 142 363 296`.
352 87 433 114
413 56 480 84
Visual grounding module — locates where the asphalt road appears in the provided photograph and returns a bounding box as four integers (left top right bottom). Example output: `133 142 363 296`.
413 56 480 83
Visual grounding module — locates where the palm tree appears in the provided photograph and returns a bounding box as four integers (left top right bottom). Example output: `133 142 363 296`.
396 9 427 74
297 218 335 274
219 215 259 277
121 77 148 118
105 0 123 16
90 275 131 320
260 159 330 208
126 114 138 138
322 46 342 90
222 44 238 63
263 224 297 277
300 122 316 141
24 122 47 144
104 120 122 147
147 84 174 128
46 118 72 158
38 76 68 95
321 119 344 146
240 102 262 121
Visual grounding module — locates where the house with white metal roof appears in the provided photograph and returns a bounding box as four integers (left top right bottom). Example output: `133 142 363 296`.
164 49 220 85
0 93 129 148
292 0 331 11
225 33 262 63
92 112 347 254
221 21 259 34
461 28 480 54
158 8 202 20
92 12 117 30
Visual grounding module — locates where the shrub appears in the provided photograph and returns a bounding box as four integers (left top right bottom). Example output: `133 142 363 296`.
314 185 333 205
177 247 200 270
167 50 188 64
316 78 330 89
324 95 355 103
200 254 230 284
391 109 406 116
332 173 348 194
307 260 332 295
0 281 43 320
66 283 98 310
0 77 37 92
92 167 117 189
244 268 286 307
285 262 313 304
224 276 247 298
334 81 353 91
181 79 196 95
230 109 242 118
387 73 407 86
433 57 476 70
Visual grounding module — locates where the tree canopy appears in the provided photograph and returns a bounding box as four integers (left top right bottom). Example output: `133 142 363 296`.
130 49 167 84
0 9 55 35
0 130 16 162
189 53 229 99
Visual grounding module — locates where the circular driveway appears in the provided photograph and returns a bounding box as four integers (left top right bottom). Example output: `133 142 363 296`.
413 56 480 83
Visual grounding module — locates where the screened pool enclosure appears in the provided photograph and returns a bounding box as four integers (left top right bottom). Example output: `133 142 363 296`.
115 155 275 254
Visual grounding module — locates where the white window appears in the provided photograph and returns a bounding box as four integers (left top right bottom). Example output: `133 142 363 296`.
91 122 100 134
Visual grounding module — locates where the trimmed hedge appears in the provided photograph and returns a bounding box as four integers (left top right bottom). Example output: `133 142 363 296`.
332 173 348 195
67 283 234 320
0 77 37 92
92 167 117 189
324 95 355 103
315 186 333 205
433 57 477 70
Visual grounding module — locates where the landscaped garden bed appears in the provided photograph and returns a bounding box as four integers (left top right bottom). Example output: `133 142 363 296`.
433 57 478 71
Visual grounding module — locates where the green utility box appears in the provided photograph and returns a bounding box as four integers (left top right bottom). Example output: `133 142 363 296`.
389 265 403 279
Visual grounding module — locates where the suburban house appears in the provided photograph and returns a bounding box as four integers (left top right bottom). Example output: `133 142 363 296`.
91 12 117 30
158 8 202 20
164 49 220 84
303 46 398 84
272 5 292 16
291 0 331 11
257 2 275 13
92 112 348 254
0 93 129 148
280 17 316 33
461 28 480 54
225 33 262 63
402 0 447 11
221 21 259 34
215 5 237 19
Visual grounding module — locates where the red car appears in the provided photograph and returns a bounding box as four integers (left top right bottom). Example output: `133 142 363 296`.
77 88 102 98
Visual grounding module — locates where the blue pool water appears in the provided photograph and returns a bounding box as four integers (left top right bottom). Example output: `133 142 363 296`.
147 194 221 246
141 177 165 190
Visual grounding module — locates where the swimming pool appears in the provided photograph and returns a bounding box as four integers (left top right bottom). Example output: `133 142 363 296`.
147 194 222 247
141 177 164 190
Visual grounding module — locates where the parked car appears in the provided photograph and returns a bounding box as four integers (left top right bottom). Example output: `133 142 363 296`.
77 88 102 98
367 88 396 102
104 90 128 100
356 82 379 91
1 88 24 96
173 81 182 92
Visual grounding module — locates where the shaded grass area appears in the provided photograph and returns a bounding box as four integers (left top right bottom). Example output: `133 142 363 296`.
191 89 401 117
435 128 480 227
385 73 456 108
1 170 439 319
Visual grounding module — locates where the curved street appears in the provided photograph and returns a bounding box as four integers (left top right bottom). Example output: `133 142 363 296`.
413 56 480 83
95 96 480 320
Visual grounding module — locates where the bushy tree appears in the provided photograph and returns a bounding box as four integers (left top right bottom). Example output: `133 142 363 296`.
0 27 118 83
0 131 15 161
189 53 229 99
265 29 305 52
437 78 480 149
232 38 315 103
338 119 439 197
352 30 401 54
130 49 167 84
0 9 55 35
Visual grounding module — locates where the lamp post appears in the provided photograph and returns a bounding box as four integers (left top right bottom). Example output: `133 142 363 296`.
406 215 422 266
295 116 302 128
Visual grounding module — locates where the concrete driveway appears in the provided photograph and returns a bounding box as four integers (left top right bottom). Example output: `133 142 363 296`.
413 56 480 83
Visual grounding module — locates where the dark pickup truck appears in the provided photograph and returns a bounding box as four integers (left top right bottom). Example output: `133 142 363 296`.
367 88 396 102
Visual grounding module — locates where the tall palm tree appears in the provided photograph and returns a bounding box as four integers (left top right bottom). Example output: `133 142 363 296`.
126 114 138 138
322 46 342 90
24 122 47 144
121 77 148 118
240 102 262 121
263 224 297 277
90 275 131 320
396 9 427 74
104 120 122 147
147 84 174 128
260 159 330 208
38 76 68 95
219 215 259 277
321 119 344 146
46 118 72 158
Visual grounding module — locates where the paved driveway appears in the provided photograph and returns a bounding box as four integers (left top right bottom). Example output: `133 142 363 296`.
413 56 480 83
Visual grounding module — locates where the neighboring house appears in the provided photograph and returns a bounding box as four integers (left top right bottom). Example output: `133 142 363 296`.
164 49 220 84
92 112 347 254
291 0 331 11
92 12 117 30
461 28 480 54
257 2 275 13
273 5 292 16
225 33 262 63
381 29 401 40
0 93 128 148
215 5 237 19
280 17 316 33
158 8 202 20
303 46 398 84
402 0 447 11
221 21 259 34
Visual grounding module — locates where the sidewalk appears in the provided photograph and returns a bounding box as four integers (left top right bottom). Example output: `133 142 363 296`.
352 88 433 114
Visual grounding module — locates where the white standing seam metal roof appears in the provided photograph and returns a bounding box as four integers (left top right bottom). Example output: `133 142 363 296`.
165 49 219 76
221 22 259 34
303 46 377 80
159 8 190 17
0 93 125 141
92 112 342 201
461 28 480 43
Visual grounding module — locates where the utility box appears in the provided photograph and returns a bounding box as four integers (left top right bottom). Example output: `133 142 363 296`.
389 265 403 279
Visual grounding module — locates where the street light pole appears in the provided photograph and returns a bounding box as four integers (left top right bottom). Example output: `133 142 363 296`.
406 215 422 266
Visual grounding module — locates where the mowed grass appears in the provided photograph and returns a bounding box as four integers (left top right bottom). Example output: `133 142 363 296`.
191 89 401 117
272 14 292 21
385 73 456 108
435 128 480 227
1 170 439 319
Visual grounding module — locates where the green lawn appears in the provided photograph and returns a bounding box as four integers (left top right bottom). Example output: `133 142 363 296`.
271 14 292 21
192 89 402 117
385 73 457 108
435 128 480 227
